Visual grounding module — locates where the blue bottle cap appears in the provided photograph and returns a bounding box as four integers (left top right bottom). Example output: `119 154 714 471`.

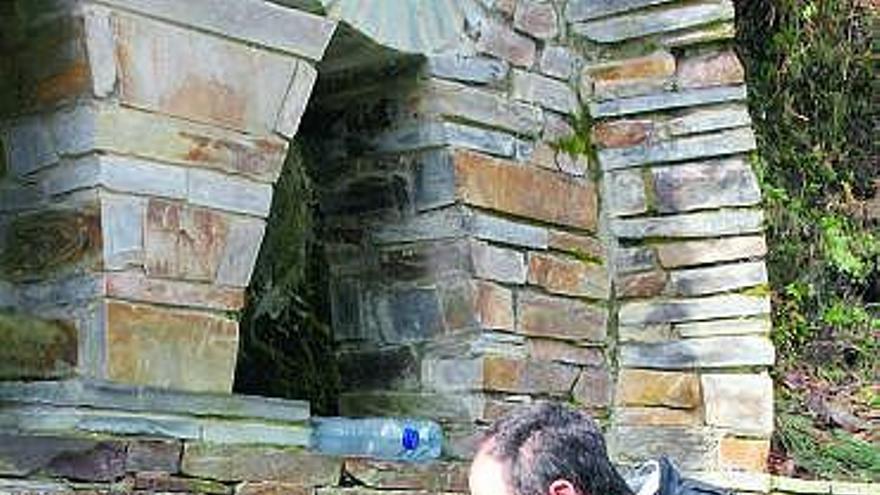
402 426 420 450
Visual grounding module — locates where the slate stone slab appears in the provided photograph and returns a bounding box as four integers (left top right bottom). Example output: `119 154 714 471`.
619 335 775 369
572 1 735 43
422 79 543 136
182 443 341 484
668 261 768 296
566 0 677 22
427 54 510 85
599 128 756 170
653 158 761 213
590 85 747 118
619 294 770 325
611 210 764 239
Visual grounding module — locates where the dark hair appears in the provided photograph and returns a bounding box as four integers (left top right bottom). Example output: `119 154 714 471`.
481 402 634 495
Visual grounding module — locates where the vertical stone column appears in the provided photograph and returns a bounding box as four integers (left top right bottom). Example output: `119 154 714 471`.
0 0 335 392
569 0 775 472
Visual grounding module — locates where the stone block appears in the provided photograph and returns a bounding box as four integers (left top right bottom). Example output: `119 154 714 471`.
136 472 231 494
678 49 745 89
339 391 489 423
675 317 771 338
616 369 700 408
665 105 752 137
105 301 239 392
0 313 78 380
719 436 769 472
702 373 774 435
475 20 536 67
475 281 515 330
572 1 735 43
182 443 341 484
525 338 605 366
423 79 543 136
101 194 145 270
619 294 770 326
126 439 181 473
620 335 775 369
106 271 243 312
540 46 579 80
83 4 116 97
618 323 676 344
514 1 559 39
668 261 768 296
445 122 517 157
605 169 648 216
566 0 676 22
338 346 420 392
527 252 609 299
0 435 104 477
652 158 761 213
216 216 266 288
661 21 737 47
543 112 575 141
656 235 767 268
600 128 756 170
275 60 318 138
427 54 510 85
583 51 676 100
512 70 577 114
454 150 598 231
548 231 604 259
613 247 657 274
422 356 578 396
616 407 702 427
617 270 668 299
344 459 468 491
611 210 764 239
609 426 719 470
45 440 128 481
467 210 550 249
590 85 746 118
470 241 527 284
236 481 310 495
144 199 229 282
114 12 298 134
3 116 58 177
387 288 445 342
572 366 613 408
188 168 274 217
517 291 607 342
592 119 653 149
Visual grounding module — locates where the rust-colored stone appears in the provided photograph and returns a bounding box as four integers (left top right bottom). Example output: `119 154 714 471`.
517 292 607 342
179 132 287 181
616 407 702 427
677 50 745 89
617 270 668 299
548 231 604 259
454 150 598 231
528 252 609 299
526 338 605 366
105 271 245 311
719 436 770 472
34 62 90 106
483 356 579 396
592 120 653 149
616 369 701 409
475 281 514 331
144 199 229 282
585 52 676 83
106 301 239 392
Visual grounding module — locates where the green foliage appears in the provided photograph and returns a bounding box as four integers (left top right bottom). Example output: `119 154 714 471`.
736 0 878 479
233 141 340 415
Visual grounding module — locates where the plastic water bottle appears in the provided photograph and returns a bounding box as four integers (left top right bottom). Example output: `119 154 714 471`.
311 417 444 461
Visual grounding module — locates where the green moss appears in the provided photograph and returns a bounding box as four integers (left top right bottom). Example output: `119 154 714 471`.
0 311 77 380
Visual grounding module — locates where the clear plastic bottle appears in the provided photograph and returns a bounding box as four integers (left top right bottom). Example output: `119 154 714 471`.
310 417 444 461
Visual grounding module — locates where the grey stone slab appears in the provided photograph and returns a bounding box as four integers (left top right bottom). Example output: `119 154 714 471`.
466 209 550 249
619 294 770 325
372 207 467 244
201 419 310 446
187 168 273 217
0 380 309 422
83 4 117 97
444 122 517 157
101 193 146 270
427 54 510 85
423 79 544 136
611 210 764 239
215 217 266 288
181 443 340 484
566 0 677 22
614 246 657 274
340 391 488 423
386 287 445 343
512 70 578 114
702 372 774 435
600 128 756 170
665 105 752 137
0 183 43 213
668 261 768 296
675 317 771 338
97 0 337 60
609 426 718 470
572 1 735 43
619 335 775 369
275 60 318 138
4 117 58 177
0 478 71 493
652 158 761 213
471 241 527 284
605 169 647 217
540 46 580 80
414 149 456 211
656 235 767 268
590 85 747 118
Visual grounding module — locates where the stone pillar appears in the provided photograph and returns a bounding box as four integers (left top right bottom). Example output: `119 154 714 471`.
569 0 776 472
0 0 335 392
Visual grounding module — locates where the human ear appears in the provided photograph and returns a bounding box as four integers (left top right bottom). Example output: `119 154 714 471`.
548 479 580 495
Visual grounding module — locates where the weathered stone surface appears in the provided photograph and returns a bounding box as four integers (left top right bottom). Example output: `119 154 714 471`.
423 79 543 136
605 169 647 216
275 61 317 138
652 159 761 213
144 199 228 282
719 437 769 472
610 426 718 470
572 366 613 408
678 50 745 89
512 70 577 114
527 252 609 299
105 301 239 392
611 210 764 239
188 168 274 217
101 194 145 270
618 323 676 344
387 288 445 342
517 291 607 341
45 154 187 199
471 241 527 284
338 346 419 391
514 1 559 39
99 0 335 60
216 217 266 288
620 335 775 369
0 435 101 477
427 54 510 85
668 261 768 296
572 1 735 43
454 150 598 231
0 478 71 494
616 369 700 408
617 270 668 299
620 294 769 325
702 373 774 435
675 317 771 338
344 459 468 491
540 46 578 80
3 117 57 177
614 247 657 274
583 51 676 100
665 105 752 137
475 20 536 67
83 4 117 97
467 210 550 249
590 85 747 118
136 472 231 494
339 391 488 422
236 481 310 495
600 128 756 170
126 439 181 473
592 119 653 149
182 443 341 484
543 112 575 141
0 313 77 380
45 440 127 481
475 281 515 330
423 356 578 396
616 407 702 426
656 235 767 268
566 0 676 22
445 122 517 157
526 339 604 366
114 13 297 133
548 231 603 259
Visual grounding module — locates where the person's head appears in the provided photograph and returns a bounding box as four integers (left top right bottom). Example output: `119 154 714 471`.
469 402 633 495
